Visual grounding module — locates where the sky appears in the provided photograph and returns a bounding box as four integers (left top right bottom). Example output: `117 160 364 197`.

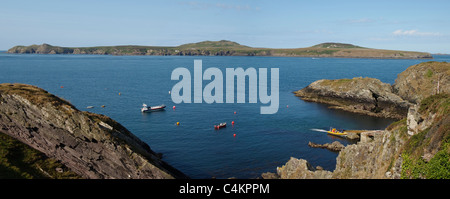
1 0 449 53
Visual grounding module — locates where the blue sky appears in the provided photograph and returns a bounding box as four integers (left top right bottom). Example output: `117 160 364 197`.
1 0 449 53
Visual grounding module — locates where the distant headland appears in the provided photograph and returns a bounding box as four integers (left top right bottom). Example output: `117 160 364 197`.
7 40 432 59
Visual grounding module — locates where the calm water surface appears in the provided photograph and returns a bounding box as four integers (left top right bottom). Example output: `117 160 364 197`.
1 53 449 178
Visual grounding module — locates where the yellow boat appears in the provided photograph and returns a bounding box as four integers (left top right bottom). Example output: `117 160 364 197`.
327 127 347 137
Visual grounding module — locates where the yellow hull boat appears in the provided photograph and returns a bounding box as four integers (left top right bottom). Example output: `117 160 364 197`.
327 128 347 137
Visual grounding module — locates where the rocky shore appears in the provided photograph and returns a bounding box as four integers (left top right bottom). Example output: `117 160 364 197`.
308 141 345 152
263 95 448 179
294 61 449 119
0 83 188 179
294 77 410 119
265 61 450 179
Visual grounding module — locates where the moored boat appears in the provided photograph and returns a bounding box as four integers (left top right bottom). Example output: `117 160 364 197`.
214 122 227 129
141 103 166 112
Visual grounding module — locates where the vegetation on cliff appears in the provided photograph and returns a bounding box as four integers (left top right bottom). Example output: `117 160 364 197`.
7 40 432 59
401 93 450 179
266 62 449 179
0 133 80 179
265 93 449 179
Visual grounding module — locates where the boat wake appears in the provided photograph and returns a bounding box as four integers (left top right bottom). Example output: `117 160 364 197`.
310 128 328 133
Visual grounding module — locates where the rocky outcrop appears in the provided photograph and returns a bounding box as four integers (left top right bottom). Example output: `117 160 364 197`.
294 77 410 119
0 83 188 179
295 62 450 119
332 130 405 179
261 158 332 179
308 141 345 152
393 61 450 104
284 63 450 179
264 93 449 179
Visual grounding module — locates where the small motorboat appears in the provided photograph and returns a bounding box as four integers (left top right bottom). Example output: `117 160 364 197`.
327 127 347 138
141 103 166 112
214 122 227 130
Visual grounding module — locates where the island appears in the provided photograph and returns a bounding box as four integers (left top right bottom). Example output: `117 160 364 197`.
7 40 432 59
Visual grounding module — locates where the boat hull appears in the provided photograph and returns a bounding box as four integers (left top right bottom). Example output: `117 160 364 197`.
327 131 347 138
214 123 227 129
142 105 166 112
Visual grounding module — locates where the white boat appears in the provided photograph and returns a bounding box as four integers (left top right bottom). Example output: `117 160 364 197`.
141 103 166 112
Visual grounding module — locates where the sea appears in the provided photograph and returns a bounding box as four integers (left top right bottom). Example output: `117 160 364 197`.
1 53 449 178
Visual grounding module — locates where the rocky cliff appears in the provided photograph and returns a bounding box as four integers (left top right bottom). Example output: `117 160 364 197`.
393 61 450 104
0 83 188 179
267 62 450 179
294 61 450 119
294 77 411 119
264 93 449 179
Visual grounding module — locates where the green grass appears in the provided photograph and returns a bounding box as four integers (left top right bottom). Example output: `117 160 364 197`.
0 132 81 179
401 139 450 179
425 69 433 78
311 42 364 49
418 93 449 114
400 93 450 179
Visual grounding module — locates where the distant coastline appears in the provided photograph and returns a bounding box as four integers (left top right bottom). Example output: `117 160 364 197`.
7 40 433 59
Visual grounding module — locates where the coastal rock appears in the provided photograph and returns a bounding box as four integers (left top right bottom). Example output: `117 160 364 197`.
393 61 450 104
332 129 404 179
266 62 449 179
0 83 188 179
308 141 345 152
276 158 332 179
266 93 449 179
346 132 360 140
294 77 410 119
407 105 423 136
261 172 279 179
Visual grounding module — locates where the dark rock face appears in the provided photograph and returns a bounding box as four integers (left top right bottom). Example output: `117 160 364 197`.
294 77 410 119
0 83 188 179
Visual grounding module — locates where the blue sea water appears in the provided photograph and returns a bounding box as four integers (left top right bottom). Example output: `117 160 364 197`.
1 53 449 178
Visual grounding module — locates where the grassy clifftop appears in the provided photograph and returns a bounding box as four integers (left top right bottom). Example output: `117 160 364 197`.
7 40 432 59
